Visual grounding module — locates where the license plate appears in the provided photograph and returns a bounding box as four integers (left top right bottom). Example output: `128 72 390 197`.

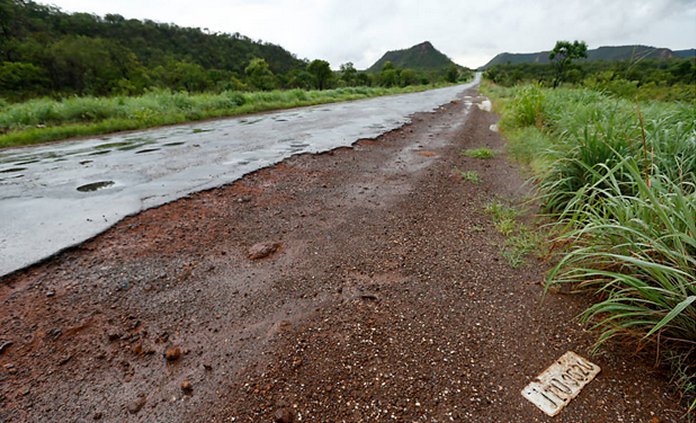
521 351 601 416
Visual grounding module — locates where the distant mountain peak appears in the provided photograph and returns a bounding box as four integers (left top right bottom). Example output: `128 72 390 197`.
480 44 694 69
367 41 457 72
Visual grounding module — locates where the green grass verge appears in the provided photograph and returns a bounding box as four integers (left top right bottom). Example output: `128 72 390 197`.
483 80 696 413
0 83 457 148
462 147 496 159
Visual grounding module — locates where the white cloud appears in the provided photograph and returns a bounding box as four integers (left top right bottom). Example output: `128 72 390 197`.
48 0 696 68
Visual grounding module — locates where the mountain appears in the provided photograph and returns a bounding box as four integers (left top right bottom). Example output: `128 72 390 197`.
0 0 306 98
674 49 696 58
367 41 457 72
481 45 693 69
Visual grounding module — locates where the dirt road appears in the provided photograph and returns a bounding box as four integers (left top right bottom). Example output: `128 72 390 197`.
0 88 684 422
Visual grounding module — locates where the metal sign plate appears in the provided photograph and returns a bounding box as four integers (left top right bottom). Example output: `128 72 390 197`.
521 351 601 416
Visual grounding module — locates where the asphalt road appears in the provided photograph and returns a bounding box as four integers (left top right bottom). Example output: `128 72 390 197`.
0 75 480 277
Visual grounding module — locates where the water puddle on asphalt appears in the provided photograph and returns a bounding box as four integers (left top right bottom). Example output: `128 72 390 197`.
88 150 111 156
135 148 161 154
95 141 132 150
76 180 115 192
0 167 27 173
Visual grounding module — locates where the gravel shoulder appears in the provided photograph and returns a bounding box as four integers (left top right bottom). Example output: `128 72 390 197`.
0 88 684 422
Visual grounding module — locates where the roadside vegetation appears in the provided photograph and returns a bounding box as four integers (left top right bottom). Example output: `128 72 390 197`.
483 66 696 411
462 147 496 159
485 55 695 103
458 169 481 183
484 200 541 268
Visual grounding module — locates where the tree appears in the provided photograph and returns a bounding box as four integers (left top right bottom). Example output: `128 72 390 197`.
0 61 49 99
379 61 398 87
245 57 276 91
339 62 357 86
549 40 588 87
307 59 332 90
446 64 459 83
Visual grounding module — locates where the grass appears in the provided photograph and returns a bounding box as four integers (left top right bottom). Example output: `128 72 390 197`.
459 169 481 183
462 147 496 159
483 80 696 413
0 83 457 148
484 200 540 267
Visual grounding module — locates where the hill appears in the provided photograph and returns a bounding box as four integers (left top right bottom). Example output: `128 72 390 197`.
0 0 306 98
481 45 693 69
674 49 696 58
367 41 457 72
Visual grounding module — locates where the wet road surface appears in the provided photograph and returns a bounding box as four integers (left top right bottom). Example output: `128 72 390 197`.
0 76 479 277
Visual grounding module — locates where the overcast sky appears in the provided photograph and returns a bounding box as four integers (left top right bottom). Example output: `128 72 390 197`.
47 0 696 69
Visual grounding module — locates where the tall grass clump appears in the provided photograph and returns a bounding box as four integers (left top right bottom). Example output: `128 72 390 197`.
548 162 696 411
484 80 696 411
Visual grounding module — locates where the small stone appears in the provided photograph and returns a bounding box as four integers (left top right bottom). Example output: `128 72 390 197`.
274 408 294 423
127 396 146 414
93 412 103 420
165 347 181 362
46 291 55 297
0 340 13 354
237 196 252 203
247 242 281 260
180 379 193 393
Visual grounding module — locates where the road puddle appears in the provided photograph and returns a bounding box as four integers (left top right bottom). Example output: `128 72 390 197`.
0 167 27 173
76 181 115 192
135 148 161 154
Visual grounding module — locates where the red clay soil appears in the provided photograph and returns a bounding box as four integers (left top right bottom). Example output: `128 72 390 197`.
0 90 686 422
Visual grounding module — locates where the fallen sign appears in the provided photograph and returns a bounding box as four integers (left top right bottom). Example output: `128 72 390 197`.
521 351 601 417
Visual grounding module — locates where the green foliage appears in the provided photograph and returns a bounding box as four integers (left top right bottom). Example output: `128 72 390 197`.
245 58 276 91
549 40 588 88
462 147 496 159
339 62 358 87
0 0 304 99
458 170 481 183
0 62 48 97
484 57 696 102
485 201 539 267
446 65 459 83
487 82 696 408
306 59 332 90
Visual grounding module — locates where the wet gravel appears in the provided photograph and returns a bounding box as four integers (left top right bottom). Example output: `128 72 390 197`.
0 90 685 422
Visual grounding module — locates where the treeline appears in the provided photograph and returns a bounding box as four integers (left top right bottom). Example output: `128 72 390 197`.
484 58 696 101
0 0 471 102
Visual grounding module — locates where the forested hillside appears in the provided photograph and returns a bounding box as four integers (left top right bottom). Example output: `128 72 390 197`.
482 45 694 68
0 0 306 99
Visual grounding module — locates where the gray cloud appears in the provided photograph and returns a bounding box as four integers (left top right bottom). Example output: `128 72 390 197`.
50 0 696 68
